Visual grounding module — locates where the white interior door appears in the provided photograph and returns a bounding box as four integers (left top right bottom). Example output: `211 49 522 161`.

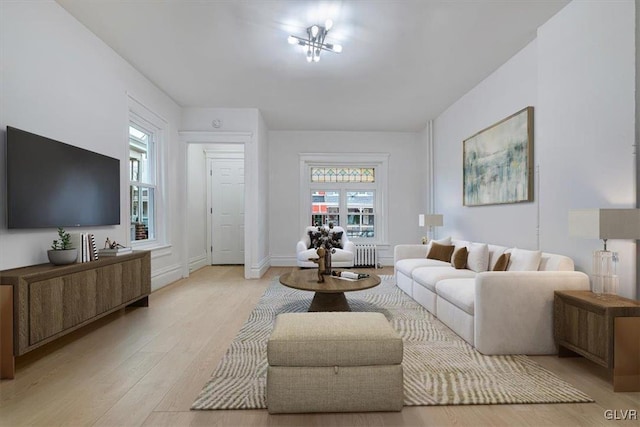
210 158 244 264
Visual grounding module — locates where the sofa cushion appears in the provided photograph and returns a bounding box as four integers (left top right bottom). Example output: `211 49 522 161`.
467 243 489 272
508 248 542 271
451 247 468 269
298 248 353 263
538 253 574 271
435 279 475 315
268 312 403 367
492 253 511 271
487 244 509 270
427 242 455 262
412 266 476 292
396 258 450 276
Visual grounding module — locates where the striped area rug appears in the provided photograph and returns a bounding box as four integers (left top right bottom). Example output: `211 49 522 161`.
191 275 592 409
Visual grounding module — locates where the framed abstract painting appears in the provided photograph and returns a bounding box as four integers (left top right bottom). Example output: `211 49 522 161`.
463 106 534 206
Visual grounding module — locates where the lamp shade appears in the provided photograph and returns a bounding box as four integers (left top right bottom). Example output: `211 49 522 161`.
424 214 443 227
568 209 640 240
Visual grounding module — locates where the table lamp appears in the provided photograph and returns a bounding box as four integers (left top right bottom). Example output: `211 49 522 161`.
419 214 443 244
568 209 640 296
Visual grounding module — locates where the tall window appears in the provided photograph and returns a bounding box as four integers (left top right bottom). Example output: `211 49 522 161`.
129 124 155 241
309 167 376 239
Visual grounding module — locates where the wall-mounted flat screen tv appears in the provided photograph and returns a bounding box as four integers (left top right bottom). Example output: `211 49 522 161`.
6 126 121 228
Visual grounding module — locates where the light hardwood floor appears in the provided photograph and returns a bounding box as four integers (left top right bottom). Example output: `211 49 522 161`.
1 266 638 426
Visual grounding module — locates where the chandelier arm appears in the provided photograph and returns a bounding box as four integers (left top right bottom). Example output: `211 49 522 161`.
288 24 341 61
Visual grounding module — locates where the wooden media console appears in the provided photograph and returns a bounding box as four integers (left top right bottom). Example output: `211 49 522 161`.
0 251 150 379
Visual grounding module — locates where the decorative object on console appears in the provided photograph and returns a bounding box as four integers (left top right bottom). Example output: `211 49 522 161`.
569 209 640 296
419 213 443 243
47 227 77 265
463 106 534 206
287 19 342 63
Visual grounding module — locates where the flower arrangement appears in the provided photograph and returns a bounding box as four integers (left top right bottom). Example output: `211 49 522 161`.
309 222 340 254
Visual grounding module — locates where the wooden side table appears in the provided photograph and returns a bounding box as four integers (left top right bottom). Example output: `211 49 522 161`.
554 290 640 392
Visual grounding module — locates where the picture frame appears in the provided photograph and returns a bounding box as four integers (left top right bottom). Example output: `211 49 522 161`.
463 106 534 206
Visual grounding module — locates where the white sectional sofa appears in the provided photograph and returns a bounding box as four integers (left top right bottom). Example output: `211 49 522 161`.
394 238 590 355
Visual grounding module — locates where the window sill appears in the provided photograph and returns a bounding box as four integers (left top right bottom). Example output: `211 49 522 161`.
131 241 172 258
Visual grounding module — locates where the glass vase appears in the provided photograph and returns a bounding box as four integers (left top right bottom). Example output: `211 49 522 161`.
592 250 618 296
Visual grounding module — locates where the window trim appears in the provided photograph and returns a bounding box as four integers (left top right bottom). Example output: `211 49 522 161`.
299 153 389 244
127 95 169 250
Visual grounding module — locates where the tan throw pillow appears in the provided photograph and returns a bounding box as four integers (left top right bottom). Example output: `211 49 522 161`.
451 247 468 269
427 242 455 263
493 253 511 271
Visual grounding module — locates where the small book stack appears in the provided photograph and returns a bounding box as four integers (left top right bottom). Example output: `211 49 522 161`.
98 247 133 257
71 233 99 262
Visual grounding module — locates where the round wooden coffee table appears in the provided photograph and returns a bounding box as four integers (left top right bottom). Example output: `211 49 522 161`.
279 269 381 312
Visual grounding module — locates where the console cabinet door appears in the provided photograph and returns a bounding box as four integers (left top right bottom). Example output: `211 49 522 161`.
121 259 143 303
63 271 98 330
96 264 123 314
29 278 65 345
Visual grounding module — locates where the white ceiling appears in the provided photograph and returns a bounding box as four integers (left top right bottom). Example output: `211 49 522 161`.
56 0 569 132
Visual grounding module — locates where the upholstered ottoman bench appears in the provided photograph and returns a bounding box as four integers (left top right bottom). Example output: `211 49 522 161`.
266 312 404 414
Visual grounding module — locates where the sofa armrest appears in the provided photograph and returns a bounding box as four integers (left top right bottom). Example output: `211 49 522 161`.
296 240 309 254
474 271 590 355
394 245 429 264
343 241 355 254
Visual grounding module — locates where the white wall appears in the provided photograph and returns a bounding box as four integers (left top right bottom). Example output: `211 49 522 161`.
434 40 539 248
433 0 637 298
537 0 636 298
268 131 424 266
0 1 185 290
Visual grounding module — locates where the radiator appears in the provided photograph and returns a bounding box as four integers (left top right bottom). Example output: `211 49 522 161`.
354 244 378 268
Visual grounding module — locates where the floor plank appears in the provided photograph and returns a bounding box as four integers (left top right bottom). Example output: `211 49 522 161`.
1 266 638 426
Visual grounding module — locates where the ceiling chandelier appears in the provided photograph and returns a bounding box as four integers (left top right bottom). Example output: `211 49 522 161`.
287 19 342 63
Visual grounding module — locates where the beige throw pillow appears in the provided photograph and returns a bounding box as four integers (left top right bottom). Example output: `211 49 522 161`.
508 248 542 271
466 243 489 272
427 242 455 263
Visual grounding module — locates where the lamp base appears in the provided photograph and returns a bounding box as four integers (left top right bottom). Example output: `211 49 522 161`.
592 250 619 296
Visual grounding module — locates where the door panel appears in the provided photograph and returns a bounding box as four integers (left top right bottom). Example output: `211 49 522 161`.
211 158 245 264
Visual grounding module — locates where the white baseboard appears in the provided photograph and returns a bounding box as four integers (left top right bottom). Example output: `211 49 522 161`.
269 256 297 267
270 255 393 268
151 263 183 291
189 253 208 273
249 256 271 278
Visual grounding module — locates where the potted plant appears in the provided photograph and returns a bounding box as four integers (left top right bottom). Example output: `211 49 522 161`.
47 227 78 265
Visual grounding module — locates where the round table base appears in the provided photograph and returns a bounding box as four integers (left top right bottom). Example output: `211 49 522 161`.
309 292 350 312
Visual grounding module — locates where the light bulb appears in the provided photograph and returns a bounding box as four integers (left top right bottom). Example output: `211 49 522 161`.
325 19 333 30
333 44 342 53
313 55 320 62
306 55 312 63
311 25 319 37
287 35 297 45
